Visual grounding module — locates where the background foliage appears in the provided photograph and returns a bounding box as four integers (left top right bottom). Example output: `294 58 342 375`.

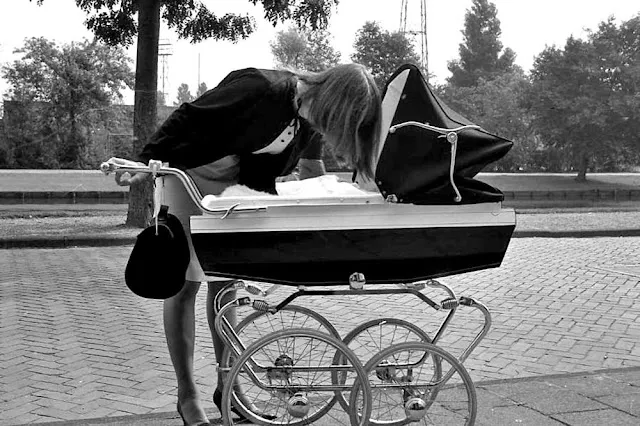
1 37 134 168
437 0 640 177
351 21 421 89
3 0 640 181
270 26 341 71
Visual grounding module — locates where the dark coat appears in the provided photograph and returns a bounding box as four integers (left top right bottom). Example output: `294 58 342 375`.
138 68 322 194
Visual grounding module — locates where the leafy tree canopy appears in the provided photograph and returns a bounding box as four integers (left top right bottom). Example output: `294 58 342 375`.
174 83 194 105
351 21 421 89
1 37 134 168
528 15 640 180
196 81 208 97
3 37 133 103
270 26 341 71
447 0 515 87
31 0 339 46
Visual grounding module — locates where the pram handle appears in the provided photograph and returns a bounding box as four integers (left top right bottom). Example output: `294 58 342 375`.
99 157 267 217
388 122 482 203
388 122 482 140
100 157 204 202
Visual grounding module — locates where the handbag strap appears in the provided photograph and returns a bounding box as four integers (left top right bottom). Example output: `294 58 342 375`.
156 205 170 235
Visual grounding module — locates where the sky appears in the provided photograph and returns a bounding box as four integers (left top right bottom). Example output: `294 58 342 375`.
0 0 638 106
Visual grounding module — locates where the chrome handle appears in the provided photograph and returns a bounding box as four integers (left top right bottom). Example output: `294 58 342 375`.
387 123 482 203
99 157 267 217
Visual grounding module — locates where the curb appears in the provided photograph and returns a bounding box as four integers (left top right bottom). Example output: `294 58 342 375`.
2 229 640 249
0 236 136 249
473 364 640 387
2 188 640 203
512 229 640 238
4 411 186 426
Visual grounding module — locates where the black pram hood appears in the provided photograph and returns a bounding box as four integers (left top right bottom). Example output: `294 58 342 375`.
372 64 513 205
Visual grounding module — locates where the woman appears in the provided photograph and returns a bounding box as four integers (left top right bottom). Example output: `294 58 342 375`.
116 63 382 425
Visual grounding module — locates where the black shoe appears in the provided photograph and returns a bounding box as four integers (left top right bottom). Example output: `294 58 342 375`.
177 401 210 426
213 388 277 422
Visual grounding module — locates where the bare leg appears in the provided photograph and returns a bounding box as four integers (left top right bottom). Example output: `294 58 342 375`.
207 280 274 420
206 280 237 391
164 281 209 424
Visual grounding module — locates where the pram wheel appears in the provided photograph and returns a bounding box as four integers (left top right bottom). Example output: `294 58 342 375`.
219 305 340 383
335 318 438 412
221 328 372 426
352 341 477 425
342 317 434 364
236 304 340 341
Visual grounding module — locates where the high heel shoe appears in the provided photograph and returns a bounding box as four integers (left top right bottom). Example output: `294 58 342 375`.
213 388 277 422
213 388 247 422
177 401 210 426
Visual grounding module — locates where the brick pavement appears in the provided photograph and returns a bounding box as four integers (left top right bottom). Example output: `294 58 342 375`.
1 238 640 424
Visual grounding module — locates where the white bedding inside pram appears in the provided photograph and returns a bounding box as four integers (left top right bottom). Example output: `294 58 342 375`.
201 175 385 210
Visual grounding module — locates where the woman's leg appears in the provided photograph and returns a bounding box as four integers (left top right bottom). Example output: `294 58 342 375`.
164 280 209 424
207 280 273 420
206 280 237 391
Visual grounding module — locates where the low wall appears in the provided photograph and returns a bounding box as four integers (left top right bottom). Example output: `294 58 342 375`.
2 189 640 209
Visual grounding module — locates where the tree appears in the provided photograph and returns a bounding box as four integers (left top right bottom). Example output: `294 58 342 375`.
447 0 515 87
31 0 339 227
174 83 194 105
270 26 341 71
196 82 208 97
528 40 605 179
590 16 640 160
351 21 421 89
1 37 134 168
270 27 308 69
528 15 640 180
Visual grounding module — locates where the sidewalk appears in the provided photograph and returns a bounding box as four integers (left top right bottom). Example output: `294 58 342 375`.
18 368 640 425
2 214 640 425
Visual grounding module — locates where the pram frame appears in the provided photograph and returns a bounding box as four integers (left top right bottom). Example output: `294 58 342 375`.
101 157 503 425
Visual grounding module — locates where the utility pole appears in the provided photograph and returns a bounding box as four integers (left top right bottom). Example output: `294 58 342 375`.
158 39 173 102
400 0 429 81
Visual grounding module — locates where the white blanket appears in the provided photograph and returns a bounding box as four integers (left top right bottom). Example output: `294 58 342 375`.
278 175 375 197
217 175 375 198
202 175 383 209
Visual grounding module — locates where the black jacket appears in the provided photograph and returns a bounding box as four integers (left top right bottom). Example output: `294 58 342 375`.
138 68 322 193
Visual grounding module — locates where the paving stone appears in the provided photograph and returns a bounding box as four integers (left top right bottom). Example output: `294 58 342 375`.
604 369 640 387
484 380 608 414
547 372 638 398
477 404 566 426
596 392 640 417
553 408 640 425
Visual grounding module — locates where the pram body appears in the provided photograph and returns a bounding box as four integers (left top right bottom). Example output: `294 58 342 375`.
190 63 516 286
191 195 514 285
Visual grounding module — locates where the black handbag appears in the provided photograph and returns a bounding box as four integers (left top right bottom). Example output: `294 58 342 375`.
125 205 190 299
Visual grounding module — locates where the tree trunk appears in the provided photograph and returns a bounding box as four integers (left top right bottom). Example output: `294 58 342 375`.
126 0 160 227
575 152 589 182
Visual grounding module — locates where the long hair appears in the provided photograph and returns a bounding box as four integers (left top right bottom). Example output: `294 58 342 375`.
296 64 382 179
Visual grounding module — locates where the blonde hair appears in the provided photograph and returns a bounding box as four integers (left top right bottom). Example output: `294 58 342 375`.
296 63 382 179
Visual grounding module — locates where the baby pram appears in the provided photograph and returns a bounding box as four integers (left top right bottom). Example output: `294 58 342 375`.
102 64 515 425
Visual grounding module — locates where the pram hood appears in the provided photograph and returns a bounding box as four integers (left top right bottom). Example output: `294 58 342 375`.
364 64 513 205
